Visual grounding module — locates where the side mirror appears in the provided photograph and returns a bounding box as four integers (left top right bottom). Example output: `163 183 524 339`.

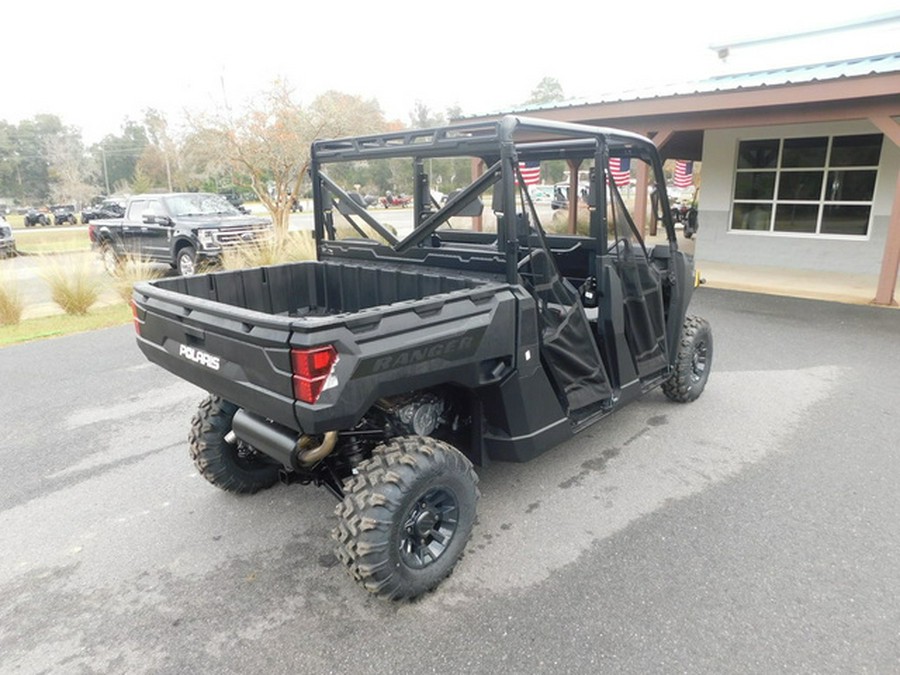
144 214 172 226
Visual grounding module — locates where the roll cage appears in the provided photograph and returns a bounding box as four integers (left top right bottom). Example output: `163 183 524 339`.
310 115 678 284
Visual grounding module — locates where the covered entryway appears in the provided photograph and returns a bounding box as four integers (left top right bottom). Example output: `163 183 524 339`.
458 54 900 305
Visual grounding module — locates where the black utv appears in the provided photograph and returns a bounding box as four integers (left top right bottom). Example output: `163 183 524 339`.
132 116 712 600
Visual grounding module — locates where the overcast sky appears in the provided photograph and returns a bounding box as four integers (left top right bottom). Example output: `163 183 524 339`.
3 1 898 144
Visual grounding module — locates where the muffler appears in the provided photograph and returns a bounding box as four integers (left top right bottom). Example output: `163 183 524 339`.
232 409 338 469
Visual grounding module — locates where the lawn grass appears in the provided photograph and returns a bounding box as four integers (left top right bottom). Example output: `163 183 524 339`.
13 227 92 253
0 303 133 347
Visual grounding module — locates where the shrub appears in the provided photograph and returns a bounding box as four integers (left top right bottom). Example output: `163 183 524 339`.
39 254 102 316
0 271 24 325
220 232 316 270
111 254 164 303
543 207 591 236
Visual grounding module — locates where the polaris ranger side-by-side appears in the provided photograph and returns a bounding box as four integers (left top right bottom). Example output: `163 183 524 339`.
131 116 712 600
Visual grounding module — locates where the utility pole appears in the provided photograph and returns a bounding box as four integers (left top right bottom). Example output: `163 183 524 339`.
101 147 110 194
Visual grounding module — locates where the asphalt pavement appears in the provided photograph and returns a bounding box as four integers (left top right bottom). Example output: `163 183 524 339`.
1 288 898 673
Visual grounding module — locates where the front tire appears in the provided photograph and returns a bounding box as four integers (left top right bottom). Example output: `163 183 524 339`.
188 395 280 494
663 315 712 402
176 246 197 276
333 436 479 600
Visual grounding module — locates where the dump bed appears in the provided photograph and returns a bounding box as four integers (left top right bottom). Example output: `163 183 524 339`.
132 260 521 433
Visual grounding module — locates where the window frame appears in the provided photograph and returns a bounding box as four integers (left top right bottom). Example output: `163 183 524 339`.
729 133 882 240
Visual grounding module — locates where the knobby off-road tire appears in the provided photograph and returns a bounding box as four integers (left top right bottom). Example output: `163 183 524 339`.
333 436 479 600
663 314 713 403
188 395 280 494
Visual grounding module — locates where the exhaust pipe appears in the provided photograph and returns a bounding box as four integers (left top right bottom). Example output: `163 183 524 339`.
295 430 338 466
231 409 338 469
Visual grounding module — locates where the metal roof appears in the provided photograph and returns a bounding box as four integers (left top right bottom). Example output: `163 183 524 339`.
474 52 900 117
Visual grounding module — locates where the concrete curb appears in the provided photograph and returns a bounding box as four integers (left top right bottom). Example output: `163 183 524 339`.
695 260 899 308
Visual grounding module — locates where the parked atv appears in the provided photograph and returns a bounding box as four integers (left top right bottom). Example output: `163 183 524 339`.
671 203 699 238
24 208 50 227
379 192 413 208
50 204 78 226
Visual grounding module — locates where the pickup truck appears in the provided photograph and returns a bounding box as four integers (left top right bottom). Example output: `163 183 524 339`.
132 116 712 600
89 192 273 276
0 216 15 257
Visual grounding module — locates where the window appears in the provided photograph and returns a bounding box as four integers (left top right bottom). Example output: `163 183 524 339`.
731 134 882 237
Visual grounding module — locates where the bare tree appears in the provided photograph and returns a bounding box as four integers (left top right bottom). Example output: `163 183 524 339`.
45 129 95 206
142 109 178 191
195 81 387 235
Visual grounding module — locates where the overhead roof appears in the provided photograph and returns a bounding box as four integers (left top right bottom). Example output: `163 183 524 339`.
482 52 900 117
459 52 900 160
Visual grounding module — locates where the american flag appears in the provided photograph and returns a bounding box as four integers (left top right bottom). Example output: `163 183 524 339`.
674 160 693 188
516 160 542 185
609 157 631 187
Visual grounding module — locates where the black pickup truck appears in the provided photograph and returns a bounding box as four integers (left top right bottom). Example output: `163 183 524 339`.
89 192 273 275
132 116 712 600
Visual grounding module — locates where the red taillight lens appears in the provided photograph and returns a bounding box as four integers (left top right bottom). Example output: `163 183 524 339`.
291 345 338 403
131 299 141 336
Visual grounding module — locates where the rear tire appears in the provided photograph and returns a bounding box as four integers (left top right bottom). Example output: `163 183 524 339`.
100 243 122 276
663 315 712 402
188 395 281 494
333 436 479 600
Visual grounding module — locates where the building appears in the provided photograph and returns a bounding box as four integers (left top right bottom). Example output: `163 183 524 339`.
458 20 900 305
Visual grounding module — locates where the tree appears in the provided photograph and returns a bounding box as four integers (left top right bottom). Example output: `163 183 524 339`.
406 103 471 196
92 120 149 195
445 104 463 122
197 81 388 235
409 101 445 129
0 115 67 204
179 127 237 193
45 128 95 205
141 108 178 191
526 77 565 105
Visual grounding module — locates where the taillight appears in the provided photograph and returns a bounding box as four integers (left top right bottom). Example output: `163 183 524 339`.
291 345 338 404
131 299 141 336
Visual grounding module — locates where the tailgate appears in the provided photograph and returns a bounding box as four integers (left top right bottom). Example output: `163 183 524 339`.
132 283 298 429
132 263 516 435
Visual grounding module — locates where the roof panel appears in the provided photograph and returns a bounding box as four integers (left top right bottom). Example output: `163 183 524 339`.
471 52 900 117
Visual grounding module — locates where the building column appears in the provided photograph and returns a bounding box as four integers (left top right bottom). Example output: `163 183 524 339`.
871 116 900 306
873 169 900 306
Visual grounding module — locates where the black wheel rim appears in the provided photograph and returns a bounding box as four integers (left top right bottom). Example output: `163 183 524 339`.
691 340 709 383
399 487 459 569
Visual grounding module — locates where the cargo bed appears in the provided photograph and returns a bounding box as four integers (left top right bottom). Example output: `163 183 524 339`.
133 260 517 433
